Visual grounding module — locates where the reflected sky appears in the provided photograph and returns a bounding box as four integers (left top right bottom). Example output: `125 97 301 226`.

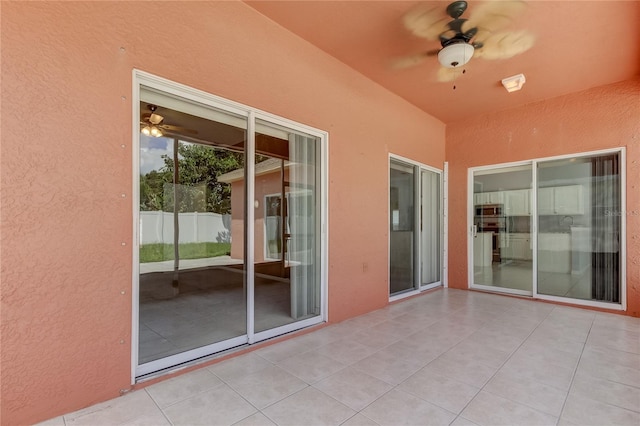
140 135 172 174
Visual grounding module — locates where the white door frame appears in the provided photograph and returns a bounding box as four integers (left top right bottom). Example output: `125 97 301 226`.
131 70 329 381
389 154 445 302
467 147 626 311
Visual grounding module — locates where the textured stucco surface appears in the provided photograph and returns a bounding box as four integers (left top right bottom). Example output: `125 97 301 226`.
1 2 444 424
446 78 640 316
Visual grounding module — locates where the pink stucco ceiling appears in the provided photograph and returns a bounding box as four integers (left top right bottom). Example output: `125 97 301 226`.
246 1 640 124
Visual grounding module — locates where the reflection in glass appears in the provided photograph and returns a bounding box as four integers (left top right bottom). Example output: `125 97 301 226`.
390 160 415 295
472 166 533 294
537 154 621 303
138 91 247 365
421 170 440 286
251 120 321 332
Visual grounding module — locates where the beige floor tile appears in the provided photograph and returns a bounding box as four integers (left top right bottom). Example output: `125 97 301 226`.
482 371 567 417
593 312 640 332
162 384 256 425
420 356 498 388
277 350 346 383
225 365 307 409
232 412 277 426
397 369 480 414
578 346 640 387
449 417 481 426
499 356 575 392
560 392 640 426
340 413 381 426
461 391 557 426
570 371 640 413
586 325 640 354
351 349 425 385
119 410 171 426
253 338 314 363
64 390 161 426
314 339 378 365
444 340 512 369
145 368 223 408
208 352 274 382
313 367 393 411
350 327 403 350
360 389 456 426
34 416 66 426
262 387 355 426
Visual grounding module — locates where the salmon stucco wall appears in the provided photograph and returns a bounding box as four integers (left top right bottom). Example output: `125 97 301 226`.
446 78 640 316
1 2 444 424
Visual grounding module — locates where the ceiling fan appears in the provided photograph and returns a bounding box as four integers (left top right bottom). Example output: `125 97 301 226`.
396 0 535 81
140 104 198 138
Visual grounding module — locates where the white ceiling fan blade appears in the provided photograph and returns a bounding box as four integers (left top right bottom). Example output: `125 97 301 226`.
474 30 535 60
436 66 466 82
390 50 437 69
148 112 164 125
462 0 527 35
403 4 450 41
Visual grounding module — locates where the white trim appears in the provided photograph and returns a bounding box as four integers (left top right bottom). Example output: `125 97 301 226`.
246 112 256 344
619 147 627 311
470 283 532 297
466 168 474 290
253 316 325 342
131 71 141 384
136 335 249 377
536 294 625 311
389 288 421 303
443 161 449 288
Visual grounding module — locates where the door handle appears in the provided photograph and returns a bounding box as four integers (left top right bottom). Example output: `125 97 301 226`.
472 225 478 237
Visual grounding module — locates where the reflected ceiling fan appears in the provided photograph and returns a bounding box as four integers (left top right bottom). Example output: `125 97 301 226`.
395 0 535 82
140 105 198 138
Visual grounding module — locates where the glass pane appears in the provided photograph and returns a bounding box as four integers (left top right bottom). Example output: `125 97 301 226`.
421 170 440 286
138 90 247 365
537 154 621 303
473 166 533 293
390 160 415 295
253 120 321 333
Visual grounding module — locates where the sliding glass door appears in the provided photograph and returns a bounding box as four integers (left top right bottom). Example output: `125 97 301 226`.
469 150 624 309
135 74 326 377
389 158 441 298
252 120 321 334
537 153 622 304
471 165 533 295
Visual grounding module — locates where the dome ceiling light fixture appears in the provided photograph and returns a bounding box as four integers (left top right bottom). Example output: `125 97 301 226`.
438 40 475 68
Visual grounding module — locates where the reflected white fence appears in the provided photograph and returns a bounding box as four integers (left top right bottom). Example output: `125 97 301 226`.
140 211 231 244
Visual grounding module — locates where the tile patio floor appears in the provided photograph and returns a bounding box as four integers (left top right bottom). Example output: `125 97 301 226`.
39 289 640 426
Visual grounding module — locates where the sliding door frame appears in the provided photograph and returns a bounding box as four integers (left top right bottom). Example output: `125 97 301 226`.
389 154 445 302
467 147 626 311
131 70 328 382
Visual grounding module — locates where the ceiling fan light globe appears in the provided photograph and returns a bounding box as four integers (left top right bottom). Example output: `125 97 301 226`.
141 126 151 136
438 42 474 68
150 126 163 138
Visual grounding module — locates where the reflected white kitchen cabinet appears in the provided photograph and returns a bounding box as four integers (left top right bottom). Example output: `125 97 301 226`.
475 191 505 205
537 185 584 215
473 232 493 266
554 185 584 214
505 189 530 216
501 233 532 260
